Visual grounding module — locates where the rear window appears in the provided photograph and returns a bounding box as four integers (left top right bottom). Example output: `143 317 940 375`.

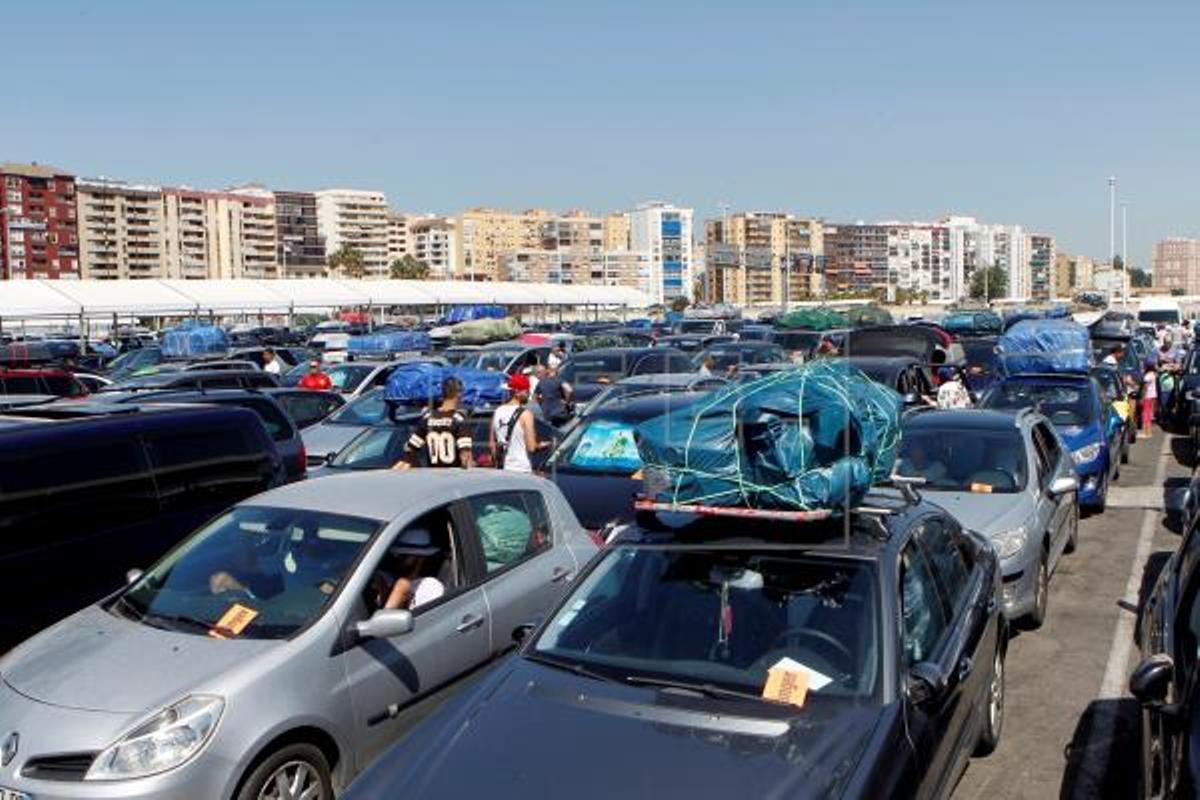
562 354 627 383
228 399 294 442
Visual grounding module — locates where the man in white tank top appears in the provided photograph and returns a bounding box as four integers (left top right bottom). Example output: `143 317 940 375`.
490 373 550 472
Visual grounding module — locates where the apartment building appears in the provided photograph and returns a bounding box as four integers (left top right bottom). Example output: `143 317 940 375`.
703 212 824 306
274 191 326 278
629 201 693 304
504 249 650 287
76 178 165 279
604 213 630 250
943 216 1029 301
1055 253 1096 297
315 189 390 278
161 187 279 280
386 211 411 265
161 189 211 279
0 162 79 279
456 207 555 281
1154 239 1200 295
1026 234 1057 301
409 216 457 278
822 224 888 298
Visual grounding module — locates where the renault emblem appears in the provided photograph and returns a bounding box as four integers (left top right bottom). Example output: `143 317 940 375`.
0 732 16 767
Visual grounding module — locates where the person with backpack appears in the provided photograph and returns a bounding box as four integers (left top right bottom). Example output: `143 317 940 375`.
490 373 551 473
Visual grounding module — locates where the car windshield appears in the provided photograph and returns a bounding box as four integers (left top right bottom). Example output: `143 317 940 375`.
983 383 1096 427
895 428 1028 493
561 353 627 384
461 348 521 372
326 364 375 392
1139 310 1180 325
327 387 388 425
533 546 880 703
699 346 782 369
331 424 414 469
120 506 381 640
678 319 719 334
548 417 642 475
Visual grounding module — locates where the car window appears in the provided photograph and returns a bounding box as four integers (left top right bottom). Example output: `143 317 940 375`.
234 399 293 442
141 421 264 510
1035 422 1062 473
333 426 411 469
279 393 342 429
1030 425 1053 488
464 491 552 574
900 541 948 665
916 518 971 613
895 427 1027 493
362 505 460 615
329 389 387 426
549 418 642 475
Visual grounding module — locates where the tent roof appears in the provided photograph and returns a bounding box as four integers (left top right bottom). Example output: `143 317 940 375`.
0 281 82 317
49 280 194 315
160 279 292 312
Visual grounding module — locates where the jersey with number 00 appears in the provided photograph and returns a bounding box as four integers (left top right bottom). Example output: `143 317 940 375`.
406 408 471 467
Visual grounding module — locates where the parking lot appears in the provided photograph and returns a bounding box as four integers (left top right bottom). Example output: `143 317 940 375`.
955 427 1186 798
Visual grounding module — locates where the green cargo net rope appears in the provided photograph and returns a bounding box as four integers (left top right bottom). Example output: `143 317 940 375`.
636 360 903 512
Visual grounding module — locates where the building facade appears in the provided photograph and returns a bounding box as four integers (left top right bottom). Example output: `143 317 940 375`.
629 201 693 304
456 208 555 281
1055 252 1096 297
409 216 457 279
1154 238 1200 295
273 191 326 278
160 187 279 280
942 216 1029 301
76 178 165 280
1026 234 1057 301
386 211 411 267
504 248 650 287
315 189 390 278
0 162 79 279
703 212 825 306
604 213 630 251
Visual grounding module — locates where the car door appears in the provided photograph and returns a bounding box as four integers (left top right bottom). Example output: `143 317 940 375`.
340 501 491 771
1033 421 1073 565
460 488 577 654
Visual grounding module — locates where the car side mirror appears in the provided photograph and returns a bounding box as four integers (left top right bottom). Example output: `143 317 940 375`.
125 568 143 585
324 452 337 465
1130 653 1174 705
355 609 414 641
1049 476 1078 496
907 661 946 707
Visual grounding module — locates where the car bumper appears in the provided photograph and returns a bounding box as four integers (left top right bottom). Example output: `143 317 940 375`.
998 556 1039 618
1074 457 1108 505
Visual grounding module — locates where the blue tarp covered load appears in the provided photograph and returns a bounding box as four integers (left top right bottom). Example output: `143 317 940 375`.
384 363 509 409
445 305 506 324
161 322 228 358
942 311 1003 336
997 319 1090 375
347 331 431 357
636 361 902 512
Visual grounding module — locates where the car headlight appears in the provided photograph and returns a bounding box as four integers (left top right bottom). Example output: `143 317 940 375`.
85 695 224 781
1072 443 1101 465
992 526 1027 560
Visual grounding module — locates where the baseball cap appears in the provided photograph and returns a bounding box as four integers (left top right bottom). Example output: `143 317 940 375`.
508 373 530 393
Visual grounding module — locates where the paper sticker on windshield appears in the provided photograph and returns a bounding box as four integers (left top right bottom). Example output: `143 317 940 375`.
209 603 259 639
762 664 810 708
770 657 833 691
970 483 994 494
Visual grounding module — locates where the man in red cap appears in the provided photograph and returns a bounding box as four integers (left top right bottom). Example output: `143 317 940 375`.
489 373 551 472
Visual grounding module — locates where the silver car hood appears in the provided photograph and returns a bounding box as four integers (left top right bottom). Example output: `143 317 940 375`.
923 491 1033 537
2 606 277 713
301 422 366 459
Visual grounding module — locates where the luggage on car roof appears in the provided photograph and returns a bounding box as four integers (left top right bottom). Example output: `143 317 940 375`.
997 319 1091 375
450 317 523 345
445 305 507 324
384 362 509 409
347 331 431 357
161 322 229 358
636 360 902 512
774 307 849 331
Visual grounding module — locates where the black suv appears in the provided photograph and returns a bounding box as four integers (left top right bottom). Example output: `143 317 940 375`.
344 490 1007 799
0 403 283 647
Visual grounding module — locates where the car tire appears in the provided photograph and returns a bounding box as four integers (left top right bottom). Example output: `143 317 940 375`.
236 743 333 800
1024 553 1049 630
1064 505 1080 553
974 645 1005 756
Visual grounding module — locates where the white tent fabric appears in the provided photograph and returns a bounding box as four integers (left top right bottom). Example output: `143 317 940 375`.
0 278 653 319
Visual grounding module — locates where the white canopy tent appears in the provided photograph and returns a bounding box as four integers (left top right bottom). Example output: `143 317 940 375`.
0 278 654 322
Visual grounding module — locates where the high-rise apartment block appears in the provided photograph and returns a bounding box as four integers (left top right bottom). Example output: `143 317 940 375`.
386 211 411 266
1153 239 1200 296
409 216 457 278
315 189 390 278
1026 234 1057 301
273 191 326 278
1055 253 1095 297
0 162 79 279
703 212 823 306
456 208 555 281
76 178 164 279
629 202 693 304
159 187 279 280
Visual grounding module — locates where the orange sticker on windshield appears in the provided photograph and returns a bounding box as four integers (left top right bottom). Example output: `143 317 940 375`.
208 603 259 639
762 666 810 708
970 483 994 494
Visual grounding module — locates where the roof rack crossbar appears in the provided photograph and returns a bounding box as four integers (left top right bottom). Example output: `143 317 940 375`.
633 498 834 522
885 474 924 504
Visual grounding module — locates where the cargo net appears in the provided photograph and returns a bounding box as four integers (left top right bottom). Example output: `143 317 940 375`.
636 360 903 512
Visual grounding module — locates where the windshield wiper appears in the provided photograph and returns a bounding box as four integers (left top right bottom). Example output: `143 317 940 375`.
523 652 621 684
623 675 768 703
112 595 144 622
140 611 217 634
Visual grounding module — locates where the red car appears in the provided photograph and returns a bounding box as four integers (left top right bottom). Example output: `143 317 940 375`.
0 367 88 398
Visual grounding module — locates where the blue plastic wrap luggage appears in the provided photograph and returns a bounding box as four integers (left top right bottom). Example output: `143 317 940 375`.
161 323 229 358
384 363 509 409
636 361 902 511
997 319 1090 375
347 331 431 357
445 305 506 324
453 368 509 408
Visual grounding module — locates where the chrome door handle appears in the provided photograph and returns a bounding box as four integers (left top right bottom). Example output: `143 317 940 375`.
456 613 484 633
550 566 571 583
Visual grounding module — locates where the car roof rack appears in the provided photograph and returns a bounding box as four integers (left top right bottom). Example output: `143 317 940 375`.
633 498 834 523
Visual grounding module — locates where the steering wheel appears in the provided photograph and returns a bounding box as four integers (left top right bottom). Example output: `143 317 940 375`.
765 626 855 674
213 586 256 603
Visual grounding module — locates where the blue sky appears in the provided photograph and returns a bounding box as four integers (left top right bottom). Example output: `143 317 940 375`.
7 0 1198 265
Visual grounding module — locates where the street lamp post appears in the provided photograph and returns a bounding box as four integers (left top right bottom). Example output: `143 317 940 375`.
1121 201 1129 306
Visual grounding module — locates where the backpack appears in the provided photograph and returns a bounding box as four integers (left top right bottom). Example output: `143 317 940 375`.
497 406 527 468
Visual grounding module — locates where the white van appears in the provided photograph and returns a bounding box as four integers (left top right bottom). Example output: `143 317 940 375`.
1137 297 1182 326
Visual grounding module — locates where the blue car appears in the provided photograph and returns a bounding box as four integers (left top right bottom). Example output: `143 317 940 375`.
982 374 1124 512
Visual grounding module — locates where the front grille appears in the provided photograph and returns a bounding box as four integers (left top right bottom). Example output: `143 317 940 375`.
21 752 96 781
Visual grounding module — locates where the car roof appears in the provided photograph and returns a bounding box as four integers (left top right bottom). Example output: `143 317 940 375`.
248 470 555 522
572 346 663 357
903 408 1025 431
586 391 708 421
999 372 1091 386
614 372 714 387
843 355 920 368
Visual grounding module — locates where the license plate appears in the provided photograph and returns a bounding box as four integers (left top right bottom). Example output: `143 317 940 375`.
0 788 31 800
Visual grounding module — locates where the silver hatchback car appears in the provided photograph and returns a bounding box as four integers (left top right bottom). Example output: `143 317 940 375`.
0 470 596 800
895 407 1079 627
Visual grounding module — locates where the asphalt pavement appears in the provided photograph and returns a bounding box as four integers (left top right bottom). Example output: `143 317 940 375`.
953 426 1189 799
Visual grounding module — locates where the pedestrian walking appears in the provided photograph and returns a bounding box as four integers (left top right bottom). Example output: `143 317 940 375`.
534 363 574 427
490 374 551 473
1142 361 1158 434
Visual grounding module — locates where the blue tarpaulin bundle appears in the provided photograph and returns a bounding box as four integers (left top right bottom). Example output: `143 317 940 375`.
161 323 229 358
384 363 509 409
636 361 902 512
348 331 431 357
445 305 506 324
997 319 1090 375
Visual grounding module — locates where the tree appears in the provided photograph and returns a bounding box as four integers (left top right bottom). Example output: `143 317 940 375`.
328 245 366 280
1112 254 1125 271
670 296 690 313
1129 267 1152 288
969 264 1008 301
389 255 430 280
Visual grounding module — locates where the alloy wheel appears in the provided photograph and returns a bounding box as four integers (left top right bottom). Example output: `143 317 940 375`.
258 760 325 800
989 649 1005 737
